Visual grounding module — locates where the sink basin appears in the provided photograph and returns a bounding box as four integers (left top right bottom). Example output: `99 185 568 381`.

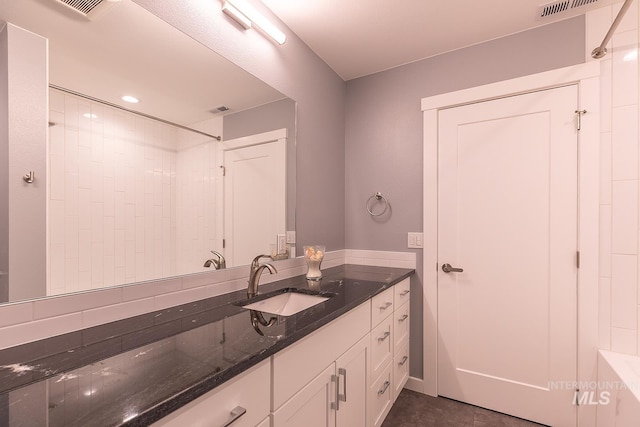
241 290 330 316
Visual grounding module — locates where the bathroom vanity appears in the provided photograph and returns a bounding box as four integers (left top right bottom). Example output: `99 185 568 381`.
0 265 413 426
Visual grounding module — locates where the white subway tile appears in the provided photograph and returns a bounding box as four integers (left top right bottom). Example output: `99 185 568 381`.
64 215 79 260
612 254 638 329
612 180 638 254
600 205 612 277
612 105 639 180
612 30 639 107
78 229 91 272
599 277 612 350
0 302 33 328
49 89 65 112
91 202 104 243
64 95 79 129
50 154 65 201
600 59 613 133
91 242 104 287
78 145 91 189
64 129 79 174
615 0 638 33
91 162 104 203
33 288 121 320
91 133 103 163
154 288 207 311
64 258 79 294
49 200 65 248
103 255 115 287
600 132 612 204
0 314 82 350
611 327 637 355
82 298 155 328
65 172 79 216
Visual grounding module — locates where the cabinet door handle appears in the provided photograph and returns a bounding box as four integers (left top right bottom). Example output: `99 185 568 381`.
222 406 246 427
331 374 340 410
400 290 410 296
378 380 391 395
377 331 391 342
379 302 392 310
398 355 409 366
338 368 347 403
398 314 409 322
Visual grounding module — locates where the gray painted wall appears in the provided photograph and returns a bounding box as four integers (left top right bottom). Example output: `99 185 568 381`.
223 98 297 234
133 0 346 251
344 17 586 378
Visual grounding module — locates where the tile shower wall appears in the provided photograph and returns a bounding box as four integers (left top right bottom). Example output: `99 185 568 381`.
588 1 640 355
48 89 221 296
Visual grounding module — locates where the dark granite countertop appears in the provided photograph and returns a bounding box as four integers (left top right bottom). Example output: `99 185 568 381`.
0 264 413 426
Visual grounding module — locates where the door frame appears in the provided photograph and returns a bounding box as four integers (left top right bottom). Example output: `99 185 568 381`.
418 62 600 426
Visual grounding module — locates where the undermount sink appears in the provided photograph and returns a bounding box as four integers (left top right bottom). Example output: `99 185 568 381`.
241 290 330 316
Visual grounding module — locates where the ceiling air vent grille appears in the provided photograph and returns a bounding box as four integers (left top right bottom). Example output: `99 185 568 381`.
538 0 604 19
51 0 120 20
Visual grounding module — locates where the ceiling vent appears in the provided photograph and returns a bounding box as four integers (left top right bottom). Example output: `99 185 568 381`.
52 0 120 20
537 0 616 20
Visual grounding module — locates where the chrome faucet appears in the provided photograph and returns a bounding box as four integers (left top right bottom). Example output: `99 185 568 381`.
247 254 277 298
203 251 226 269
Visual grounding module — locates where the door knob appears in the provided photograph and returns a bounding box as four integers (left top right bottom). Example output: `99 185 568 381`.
442 263 463 273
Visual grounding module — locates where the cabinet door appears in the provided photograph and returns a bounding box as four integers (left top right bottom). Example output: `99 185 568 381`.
336 335 369 427
273 364 337 427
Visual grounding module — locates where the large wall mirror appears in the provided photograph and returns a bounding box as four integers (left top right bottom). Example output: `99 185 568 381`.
0 0 296 304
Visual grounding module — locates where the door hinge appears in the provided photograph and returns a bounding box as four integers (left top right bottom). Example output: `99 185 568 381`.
575 109 587 131
576 251 580 269
575 388 580 406
220 165 226 176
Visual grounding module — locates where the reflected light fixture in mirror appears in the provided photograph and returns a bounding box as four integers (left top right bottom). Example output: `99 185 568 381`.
222 0 287 45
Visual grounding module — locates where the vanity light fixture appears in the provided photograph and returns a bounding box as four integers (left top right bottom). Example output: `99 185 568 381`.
121 95 139 104
82 113 98 119
221 0 286 45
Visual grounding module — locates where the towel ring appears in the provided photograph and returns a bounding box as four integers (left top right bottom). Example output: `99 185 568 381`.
366 192 389 217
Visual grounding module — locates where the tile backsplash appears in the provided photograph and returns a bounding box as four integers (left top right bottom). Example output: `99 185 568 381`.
0 250 415 350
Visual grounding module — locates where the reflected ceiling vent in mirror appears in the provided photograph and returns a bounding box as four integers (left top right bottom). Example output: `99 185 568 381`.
211 106 231 114
51 0 121 20
536 0 617 20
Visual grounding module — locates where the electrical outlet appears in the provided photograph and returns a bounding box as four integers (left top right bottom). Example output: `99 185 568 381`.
408 232 424 249
286 230 296 244
277 234 287 254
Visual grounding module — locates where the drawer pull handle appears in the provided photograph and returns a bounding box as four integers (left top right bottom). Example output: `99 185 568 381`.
377 331 391 342
222 406 246 427
331 374 340 410
378 380 391 395
398 356 409 366
338 368 347 403
398 314 409 322
380 302 392 310
400 290 410 296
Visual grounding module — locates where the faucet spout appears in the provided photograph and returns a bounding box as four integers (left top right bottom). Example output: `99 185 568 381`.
248 254 277 298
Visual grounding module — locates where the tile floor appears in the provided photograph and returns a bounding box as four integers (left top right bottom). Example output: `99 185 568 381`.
382 390 547 427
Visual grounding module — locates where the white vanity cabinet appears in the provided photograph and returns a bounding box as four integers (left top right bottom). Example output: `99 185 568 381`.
152 358 270 427
272 301 371 427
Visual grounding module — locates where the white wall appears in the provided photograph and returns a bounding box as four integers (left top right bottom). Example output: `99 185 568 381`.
588 2 640 355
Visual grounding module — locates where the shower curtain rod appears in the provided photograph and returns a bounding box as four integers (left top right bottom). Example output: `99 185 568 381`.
49 84 222 141
591 0 635 59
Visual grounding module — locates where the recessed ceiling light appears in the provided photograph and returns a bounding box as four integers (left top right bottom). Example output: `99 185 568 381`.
122 95 139 103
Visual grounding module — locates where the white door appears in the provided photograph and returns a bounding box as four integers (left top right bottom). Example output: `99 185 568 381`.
437 85 578 426
222 132 286 267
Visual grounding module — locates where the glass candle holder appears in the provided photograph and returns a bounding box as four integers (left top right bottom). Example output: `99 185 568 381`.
304 245 325 280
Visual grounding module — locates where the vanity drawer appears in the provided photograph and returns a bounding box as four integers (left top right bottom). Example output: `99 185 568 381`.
371 287 394 327
369 360 393 427
153 359 270 427
393 301 410 349
393 278 411 307
370 314 393 380
393 341 409 402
